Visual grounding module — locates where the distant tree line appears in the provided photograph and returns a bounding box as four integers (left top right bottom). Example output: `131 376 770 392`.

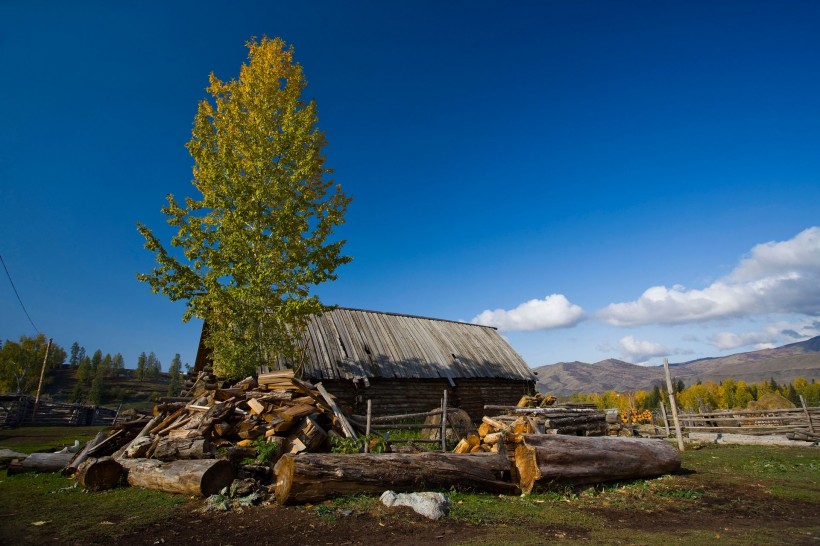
0 334 187 406
571 377 820 412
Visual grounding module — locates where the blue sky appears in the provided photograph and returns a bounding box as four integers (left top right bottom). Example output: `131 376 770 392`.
1 1 818 372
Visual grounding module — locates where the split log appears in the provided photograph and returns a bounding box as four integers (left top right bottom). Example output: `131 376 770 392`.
152 436 212 461
76 457 123 490
120 458 235 497
514 434 681 494
274 451 516 505
8 452 75 474
65 430 108 474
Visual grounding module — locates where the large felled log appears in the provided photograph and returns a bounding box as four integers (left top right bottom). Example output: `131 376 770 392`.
7 452 75 475
515 434 681 494
274 451 516 505
76 456 124 490
120 458 235 497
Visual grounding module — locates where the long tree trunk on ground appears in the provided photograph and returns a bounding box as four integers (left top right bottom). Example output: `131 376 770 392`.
119 457 234 497
274 451 516 505
7 452 75 475
514 434 681 494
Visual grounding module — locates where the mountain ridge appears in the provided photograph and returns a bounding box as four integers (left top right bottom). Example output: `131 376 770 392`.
533 336 820 396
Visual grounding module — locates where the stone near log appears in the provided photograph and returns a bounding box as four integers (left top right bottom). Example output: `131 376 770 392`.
380 490 450 520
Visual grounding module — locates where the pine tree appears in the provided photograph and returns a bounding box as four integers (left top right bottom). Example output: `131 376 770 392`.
112 353 125 378
77 356 93 387
146 352 161 380
167 353 182 396
136 352 147 381
69 342 81 368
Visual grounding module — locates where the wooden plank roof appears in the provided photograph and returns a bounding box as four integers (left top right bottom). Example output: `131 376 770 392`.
295 308 536 382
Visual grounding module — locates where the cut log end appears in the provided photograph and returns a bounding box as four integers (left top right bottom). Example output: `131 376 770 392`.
76 457 124 491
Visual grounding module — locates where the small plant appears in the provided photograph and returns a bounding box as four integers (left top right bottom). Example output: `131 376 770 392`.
241 436 282 465
330 434 387 454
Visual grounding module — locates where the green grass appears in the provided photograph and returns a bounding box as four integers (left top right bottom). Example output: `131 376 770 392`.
0 425 817 545
0 469 186 545
0 426 106 454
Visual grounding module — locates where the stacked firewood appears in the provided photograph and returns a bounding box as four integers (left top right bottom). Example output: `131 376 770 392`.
483 397 608 437
64 371 359 496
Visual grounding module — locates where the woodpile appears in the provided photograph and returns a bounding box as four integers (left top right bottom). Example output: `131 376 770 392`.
483 399 608 437
57 370 359 496
10 380 682 505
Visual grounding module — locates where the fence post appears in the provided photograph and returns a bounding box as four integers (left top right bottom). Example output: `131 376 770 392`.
663 357 685 451
32 338 53 422
659 401 671 436
800 395 815 434
441 389 448 452
364 399 372 453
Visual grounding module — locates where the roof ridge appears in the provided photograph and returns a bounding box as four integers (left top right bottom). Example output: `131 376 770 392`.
329 306 498 330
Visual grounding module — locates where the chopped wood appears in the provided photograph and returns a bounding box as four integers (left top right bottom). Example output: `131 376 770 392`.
316 382 357 439
153 436 212 461
247 398 266 415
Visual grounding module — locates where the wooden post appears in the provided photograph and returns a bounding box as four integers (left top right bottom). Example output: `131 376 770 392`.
663 358 684 451
441 390 448 452
364 399 372 453
32 338 53 421
659 401 671 436
799 395 815 434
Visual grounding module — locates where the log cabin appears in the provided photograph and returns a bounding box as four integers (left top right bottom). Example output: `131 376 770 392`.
194 308 536 421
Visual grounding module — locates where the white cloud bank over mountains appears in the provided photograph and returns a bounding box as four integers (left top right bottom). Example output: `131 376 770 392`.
471 227 820 356
597 227 820 326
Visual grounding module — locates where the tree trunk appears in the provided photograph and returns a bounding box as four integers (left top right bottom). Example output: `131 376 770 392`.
120 458 235 497
515 434 681 494
274 451 516 505
7 452 75 474
75 456 124 490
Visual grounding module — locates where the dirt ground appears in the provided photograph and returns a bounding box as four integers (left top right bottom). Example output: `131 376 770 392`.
80 478 818 546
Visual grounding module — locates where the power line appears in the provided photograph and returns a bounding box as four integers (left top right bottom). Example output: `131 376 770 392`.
0 253 40 333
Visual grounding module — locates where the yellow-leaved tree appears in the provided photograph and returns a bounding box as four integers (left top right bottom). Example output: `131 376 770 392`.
137 37 351 379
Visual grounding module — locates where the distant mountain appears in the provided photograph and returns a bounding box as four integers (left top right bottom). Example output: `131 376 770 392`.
533 336 820 396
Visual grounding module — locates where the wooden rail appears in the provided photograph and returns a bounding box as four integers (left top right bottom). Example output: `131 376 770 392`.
0 394 119 427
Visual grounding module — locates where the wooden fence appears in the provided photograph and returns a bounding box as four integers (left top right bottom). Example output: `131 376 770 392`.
0 394 120 428
348 391 458 451
667 404 819 442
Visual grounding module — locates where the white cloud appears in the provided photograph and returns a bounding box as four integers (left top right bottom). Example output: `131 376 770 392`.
597 227 820 326
472 294 584 331
708 319 820 351
618 335 669 363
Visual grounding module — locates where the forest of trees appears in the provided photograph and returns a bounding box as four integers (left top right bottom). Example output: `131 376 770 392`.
571 377 820 413
0 334 186 406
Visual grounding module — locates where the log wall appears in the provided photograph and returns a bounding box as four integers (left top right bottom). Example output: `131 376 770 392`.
316 378 534 422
